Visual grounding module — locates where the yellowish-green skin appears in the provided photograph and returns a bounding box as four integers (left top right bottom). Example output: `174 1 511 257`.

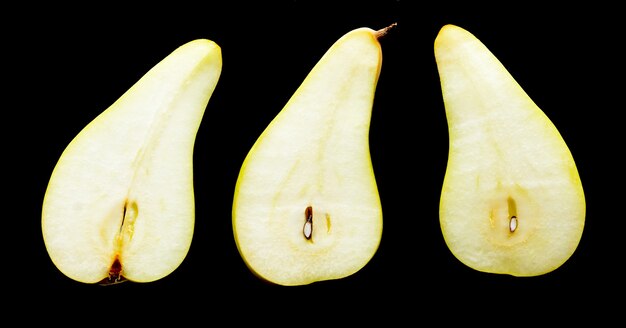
42 40 222 284
436 25 585 276
232 28 384 286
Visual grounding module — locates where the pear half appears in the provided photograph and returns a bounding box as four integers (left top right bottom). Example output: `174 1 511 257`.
42 39 222 284
435 24 585 276
232 26 393 286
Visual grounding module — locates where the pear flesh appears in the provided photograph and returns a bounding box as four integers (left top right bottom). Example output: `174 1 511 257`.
42 39 222 284
232 27 388 286
435 25 585 276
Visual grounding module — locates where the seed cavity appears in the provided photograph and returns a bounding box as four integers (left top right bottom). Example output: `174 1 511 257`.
326 213 331 233
118 200 138 244
121 201 138 230
507 197 518 233
303 206 313 240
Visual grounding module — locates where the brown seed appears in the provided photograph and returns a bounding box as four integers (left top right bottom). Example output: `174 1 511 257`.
304 206 313 239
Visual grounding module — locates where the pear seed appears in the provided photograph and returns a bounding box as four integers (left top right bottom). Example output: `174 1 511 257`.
509 216 518 233
304 206 313 240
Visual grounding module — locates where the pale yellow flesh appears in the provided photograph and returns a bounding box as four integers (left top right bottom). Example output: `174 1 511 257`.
42 40 222 284
233 28 384 286
435 25 585 276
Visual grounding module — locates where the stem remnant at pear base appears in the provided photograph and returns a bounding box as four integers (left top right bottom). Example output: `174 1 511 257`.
98 258 127 285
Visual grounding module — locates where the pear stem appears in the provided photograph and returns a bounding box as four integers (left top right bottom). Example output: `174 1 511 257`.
375 22 398 39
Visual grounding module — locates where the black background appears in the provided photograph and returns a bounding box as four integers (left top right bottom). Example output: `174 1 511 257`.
9 0 621 316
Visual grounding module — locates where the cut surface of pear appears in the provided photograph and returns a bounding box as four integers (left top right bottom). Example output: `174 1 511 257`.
435 24 585 276
42 39 222 284
232 26 392 286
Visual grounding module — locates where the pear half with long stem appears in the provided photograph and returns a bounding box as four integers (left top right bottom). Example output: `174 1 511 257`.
42 39 222 284
435 24 585 276
232 25 394 286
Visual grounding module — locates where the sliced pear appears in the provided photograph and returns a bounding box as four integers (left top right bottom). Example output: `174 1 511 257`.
232 25 394 286
42 39 222 284
435 24 585 276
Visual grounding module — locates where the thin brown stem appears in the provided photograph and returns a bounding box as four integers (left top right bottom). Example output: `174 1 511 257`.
375 22 398 39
